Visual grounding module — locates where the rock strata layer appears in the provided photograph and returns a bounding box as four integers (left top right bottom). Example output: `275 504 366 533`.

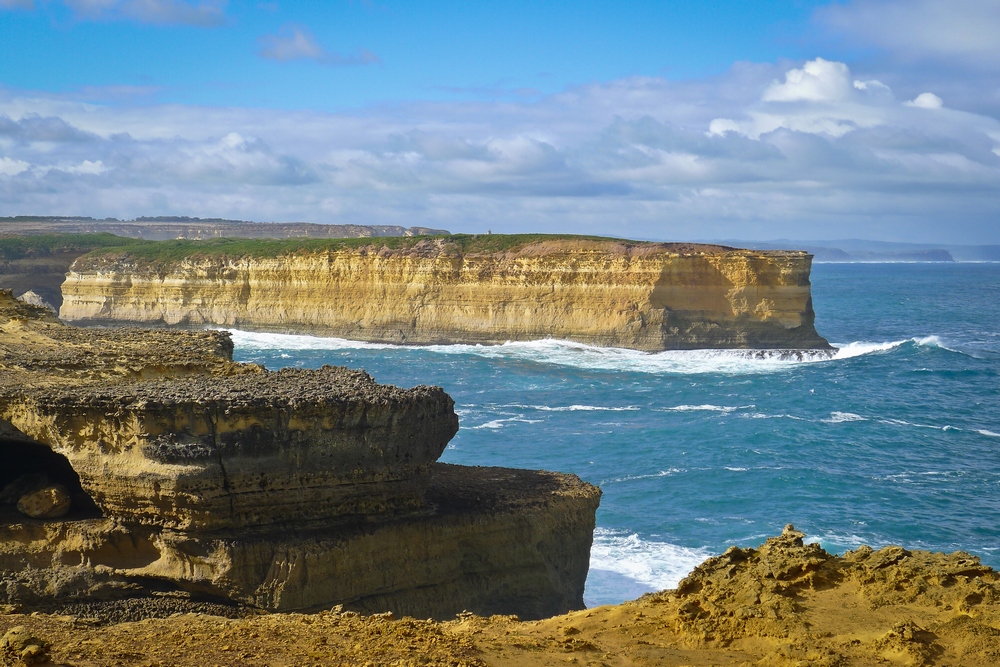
60 236 831 350
0 289 600 618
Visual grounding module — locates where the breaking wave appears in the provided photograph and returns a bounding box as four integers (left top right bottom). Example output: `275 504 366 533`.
227 329 944 375
585 529 712 607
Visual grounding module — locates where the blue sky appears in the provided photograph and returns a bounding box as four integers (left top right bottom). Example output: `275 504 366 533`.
1 0 999 242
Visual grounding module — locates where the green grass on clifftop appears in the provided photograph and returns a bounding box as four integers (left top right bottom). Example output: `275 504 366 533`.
0 233 144 260
72 233 632 265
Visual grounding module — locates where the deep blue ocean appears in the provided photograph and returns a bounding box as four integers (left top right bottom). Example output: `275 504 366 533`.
230 263 1000 607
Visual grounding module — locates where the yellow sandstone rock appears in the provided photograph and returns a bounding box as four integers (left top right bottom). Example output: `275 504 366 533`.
59 237 830 350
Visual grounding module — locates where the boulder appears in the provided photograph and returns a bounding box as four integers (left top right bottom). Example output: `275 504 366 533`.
16 484 72 519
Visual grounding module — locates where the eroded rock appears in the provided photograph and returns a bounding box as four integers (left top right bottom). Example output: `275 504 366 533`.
16 484 71 519
0 289 600 618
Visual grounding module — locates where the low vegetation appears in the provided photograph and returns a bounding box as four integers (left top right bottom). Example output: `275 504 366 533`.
1 232 634 265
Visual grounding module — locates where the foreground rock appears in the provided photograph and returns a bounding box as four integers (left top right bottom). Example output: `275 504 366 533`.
2 527 998 666
0 289 599 619
59 235 831 351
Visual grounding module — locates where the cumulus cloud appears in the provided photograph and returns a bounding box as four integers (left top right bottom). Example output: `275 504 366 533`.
709 58 899 138
62 0 227 26
0 58 998 243
0 157 30 176
257 25 380 65
906 93 944 109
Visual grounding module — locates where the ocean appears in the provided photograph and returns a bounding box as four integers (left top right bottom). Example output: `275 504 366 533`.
229 262 1000 607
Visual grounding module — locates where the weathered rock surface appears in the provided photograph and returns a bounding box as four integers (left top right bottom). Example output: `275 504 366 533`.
59 236 831 350
2 527 998 666
15 485 70 519
0 289 600 618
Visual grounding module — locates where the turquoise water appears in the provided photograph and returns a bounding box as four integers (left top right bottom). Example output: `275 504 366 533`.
230 263 1000 607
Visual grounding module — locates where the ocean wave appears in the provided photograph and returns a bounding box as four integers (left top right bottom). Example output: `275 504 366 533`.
601 469 685 484
226 329 925 375
978 429 1000 438
226 327 982 375
821 411 868 424
587 529 710 597
465 416 542 430
227 329 399 351
656 404 750 413
505 403 640 412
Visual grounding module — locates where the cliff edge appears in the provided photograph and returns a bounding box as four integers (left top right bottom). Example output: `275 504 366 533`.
3 526 998 666
59 235 831 351
0 289 600 619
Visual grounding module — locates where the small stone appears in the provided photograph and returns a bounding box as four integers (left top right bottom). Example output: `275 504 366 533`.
20 643 47 663
16 484 72 519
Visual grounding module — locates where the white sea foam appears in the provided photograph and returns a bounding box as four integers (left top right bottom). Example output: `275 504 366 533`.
507 403 640 412
601 469 685 484
822 411 867 424
978 429 1000 438
725 466 749 471
225 329 924 375
466 416 541 430
585 529 711 606
657 404 749 413
227 329 399 351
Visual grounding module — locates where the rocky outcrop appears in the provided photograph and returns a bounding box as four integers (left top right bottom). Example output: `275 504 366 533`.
59 236 831 350
0 290 600 619
4 527 999 666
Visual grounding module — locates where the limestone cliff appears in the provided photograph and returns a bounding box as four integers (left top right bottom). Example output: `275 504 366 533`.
59 236 830 350
0 290 600 619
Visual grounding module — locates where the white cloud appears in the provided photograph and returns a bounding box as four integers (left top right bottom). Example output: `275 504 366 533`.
257 25 380 65
762 58 854 102
906 93 944 109
66 159 106 174
0 0 34 9
0 58 998 243
0 156 30 176
710 59 898 139
63 0 227 26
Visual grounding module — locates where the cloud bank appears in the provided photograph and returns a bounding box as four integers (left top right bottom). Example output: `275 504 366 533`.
1 58 998 243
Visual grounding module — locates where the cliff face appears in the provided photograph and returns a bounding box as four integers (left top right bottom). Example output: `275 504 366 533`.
0 290 600 619
60 238 830 350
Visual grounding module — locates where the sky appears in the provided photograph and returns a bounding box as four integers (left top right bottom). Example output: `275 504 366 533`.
1 0 999 243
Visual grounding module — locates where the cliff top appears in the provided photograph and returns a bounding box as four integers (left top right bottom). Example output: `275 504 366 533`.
0 290 446 412
3 525 998 666
57 233 810 269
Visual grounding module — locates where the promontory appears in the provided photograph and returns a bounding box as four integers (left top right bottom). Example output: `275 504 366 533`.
0 290 600 620
57 234 831 350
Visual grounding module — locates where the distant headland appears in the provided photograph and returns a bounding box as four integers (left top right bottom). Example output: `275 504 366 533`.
38 232 833 351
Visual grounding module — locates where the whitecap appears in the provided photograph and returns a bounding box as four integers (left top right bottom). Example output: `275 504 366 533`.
821 411 867 424
725 466 749 472
978 429 1000 438
601 469 684 484
585 529 711 606
741 412 806 420
657 404 749 413
507 403 640 412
